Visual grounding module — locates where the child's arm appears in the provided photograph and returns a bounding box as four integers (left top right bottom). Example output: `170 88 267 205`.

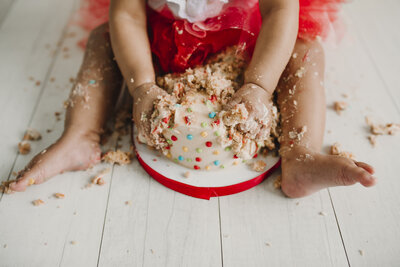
109 0 167 142
245 0 299 94
109 0 155 94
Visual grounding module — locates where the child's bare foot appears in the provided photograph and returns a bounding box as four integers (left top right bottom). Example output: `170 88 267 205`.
280 147 377 198
9 130 101 192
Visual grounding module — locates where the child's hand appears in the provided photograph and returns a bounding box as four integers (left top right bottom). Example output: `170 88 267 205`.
224 83 274 137
132 83 167 142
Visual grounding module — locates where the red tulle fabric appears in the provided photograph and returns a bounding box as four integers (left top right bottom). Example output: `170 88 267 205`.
77 0 345 73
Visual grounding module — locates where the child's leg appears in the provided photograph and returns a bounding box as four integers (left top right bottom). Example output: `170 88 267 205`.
277 39 376 198
10 23 123 191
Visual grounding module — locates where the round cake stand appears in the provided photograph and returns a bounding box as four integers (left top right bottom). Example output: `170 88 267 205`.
132 127 281 200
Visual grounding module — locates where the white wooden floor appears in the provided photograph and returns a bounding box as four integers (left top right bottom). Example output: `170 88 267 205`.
0 1 399 266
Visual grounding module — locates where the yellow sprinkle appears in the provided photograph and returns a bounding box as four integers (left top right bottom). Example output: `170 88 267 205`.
166 152 172 158
28 178 35 186
233 161 239 166
182 146 188 152
205 166 211 171
200 131 208 138
213 150 220 155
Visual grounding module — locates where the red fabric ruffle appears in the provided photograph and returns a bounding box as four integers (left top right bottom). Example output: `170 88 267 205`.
76 0 345 73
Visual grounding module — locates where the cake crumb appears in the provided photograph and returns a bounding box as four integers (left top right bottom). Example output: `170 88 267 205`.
0 180 15 194
91 168 111 185
273 175 282 189
368 135 376 147
70 241 77 245
3 244 7 248
265 242 271 247
366 117 400 136
334 101 347 115
295 67 305 78
18 141 31 155
319 211 327 216
32 199 44 206
183 171 191 178
252 160 267 172
23 128 42 141
102 150 132 165
330 142 355 160
54 193 65 199
35 81 41 86
125 201 132 206
358 249 364 256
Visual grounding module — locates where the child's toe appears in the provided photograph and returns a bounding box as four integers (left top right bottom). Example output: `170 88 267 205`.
355 161 375 174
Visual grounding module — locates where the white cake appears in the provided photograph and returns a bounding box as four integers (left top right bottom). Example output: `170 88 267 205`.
145 47 278 171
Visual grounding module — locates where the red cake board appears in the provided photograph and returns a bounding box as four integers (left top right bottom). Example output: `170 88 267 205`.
133 129 281 200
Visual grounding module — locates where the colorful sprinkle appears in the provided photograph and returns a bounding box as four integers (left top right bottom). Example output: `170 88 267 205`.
167 139 173 145
182 146 188 152
88 80 96 84
220 165 225 169
186 107 192 112
162 117 169 124
253 153 258 158
186 158 192 162
196 148 203 153
201 122 208 128
205 141 212 147
187 134 193 140
213 160 220 166
194 165 200 170
178 156 184 161
224 146 232 152
214 131 220 136
165 146 170 150
213 150 220 155
233 155 238 159
205 165 211 171
200 131 208 137
233 161 239 165
208 112 216 119
195 157 202 162
171 135 178 141
174 104 181 107
166 153 172 158
212 119 220 126
173 158 178 163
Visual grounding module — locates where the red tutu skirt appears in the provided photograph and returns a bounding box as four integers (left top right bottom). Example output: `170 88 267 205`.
77 0 345 73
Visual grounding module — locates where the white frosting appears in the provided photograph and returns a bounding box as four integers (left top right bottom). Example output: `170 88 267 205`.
148 0 228 22
162 91 236 170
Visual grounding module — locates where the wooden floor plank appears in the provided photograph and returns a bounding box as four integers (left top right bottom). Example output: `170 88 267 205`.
219 173 348 267
345 0 400 109
0 3 122 265
0 0 77 185
98 135 223 267
0 0 14 28
322 6 400 265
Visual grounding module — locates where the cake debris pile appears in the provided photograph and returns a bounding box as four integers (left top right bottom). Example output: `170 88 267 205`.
333 101 347 115
365 116 400 147
102 150 132 165
143 47 279 170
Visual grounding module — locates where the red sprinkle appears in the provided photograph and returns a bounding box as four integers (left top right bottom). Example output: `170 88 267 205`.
253 153 258 158
194 165 200 170
165 146 170 150
212 119 220 126
162 117 169 124
184 116 191 125
195 157 202 162
205 141 212 147
209 95 217 103
233 155 238 159
171 135 178 141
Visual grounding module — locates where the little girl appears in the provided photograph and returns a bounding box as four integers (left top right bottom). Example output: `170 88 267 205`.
10 0 377 197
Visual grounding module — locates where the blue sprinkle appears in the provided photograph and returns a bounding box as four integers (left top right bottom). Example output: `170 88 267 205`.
187 134 193 140
178 156 184 161
213 160 220 166
88 80 96 84
174 104 182 107
208 112 216 119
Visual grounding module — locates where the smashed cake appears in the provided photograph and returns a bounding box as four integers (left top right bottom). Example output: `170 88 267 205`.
142 47 279 170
